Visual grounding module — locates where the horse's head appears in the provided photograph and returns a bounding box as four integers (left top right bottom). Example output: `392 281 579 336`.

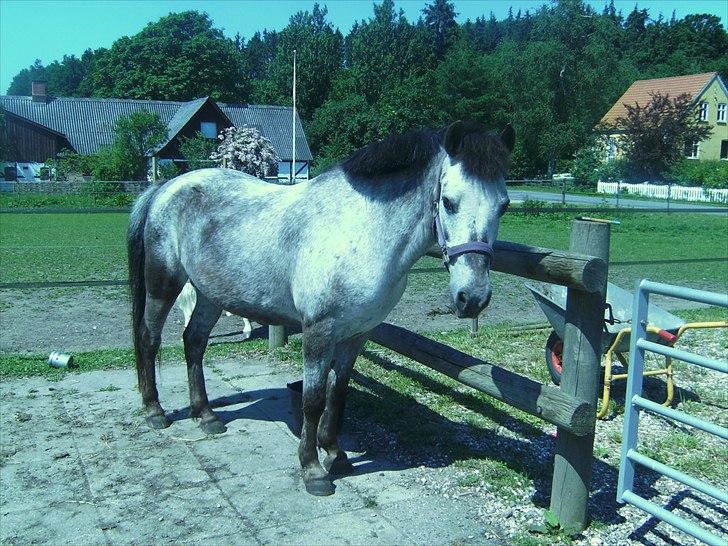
435 121 514 319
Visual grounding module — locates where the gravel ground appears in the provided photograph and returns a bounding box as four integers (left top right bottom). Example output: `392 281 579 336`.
343 325 728 545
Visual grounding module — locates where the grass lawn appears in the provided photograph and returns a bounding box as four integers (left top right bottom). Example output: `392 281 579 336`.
0 212 129 283
1 210 726 291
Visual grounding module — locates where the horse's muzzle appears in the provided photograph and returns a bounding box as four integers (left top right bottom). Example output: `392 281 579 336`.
454 287 492 318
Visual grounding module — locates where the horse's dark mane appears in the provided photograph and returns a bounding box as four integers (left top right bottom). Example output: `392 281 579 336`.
337 123 510 183
339 129 441 179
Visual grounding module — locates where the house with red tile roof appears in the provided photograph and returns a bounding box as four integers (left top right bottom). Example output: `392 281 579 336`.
598 72 728 162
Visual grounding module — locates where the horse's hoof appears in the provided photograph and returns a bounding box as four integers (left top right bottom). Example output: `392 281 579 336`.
304 477 335 496
324 452 354 475
146 414 171 429
200 418 227 435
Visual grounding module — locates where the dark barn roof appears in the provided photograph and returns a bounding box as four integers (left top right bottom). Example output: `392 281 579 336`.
0 95 312 161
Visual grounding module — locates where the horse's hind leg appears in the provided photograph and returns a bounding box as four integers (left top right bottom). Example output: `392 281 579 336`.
183 291 226 435
139 294 177 429
299 322 336 496
318 333 369 475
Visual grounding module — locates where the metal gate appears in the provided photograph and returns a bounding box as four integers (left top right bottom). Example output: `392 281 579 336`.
617 280 728 545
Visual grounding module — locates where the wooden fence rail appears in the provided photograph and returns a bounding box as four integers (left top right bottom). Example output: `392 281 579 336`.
427 240 607 293
370 322 594 436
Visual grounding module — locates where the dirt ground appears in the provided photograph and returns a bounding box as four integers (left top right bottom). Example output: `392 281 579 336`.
0 271 549 354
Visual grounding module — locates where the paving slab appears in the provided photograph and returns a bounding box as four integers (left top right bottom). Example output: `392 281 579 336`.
0 357 501 545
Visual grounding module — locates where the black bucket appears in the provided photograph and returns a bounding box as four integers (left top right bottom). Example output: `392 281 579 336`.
287 380 303 437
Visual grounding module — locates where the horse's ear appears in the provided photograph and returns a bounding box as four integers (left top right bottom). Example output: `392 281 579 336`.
500 124 515 153
444 121 466 157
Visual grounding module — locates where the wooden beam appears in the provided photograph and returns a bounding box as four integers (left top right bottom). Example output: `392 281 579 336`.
427 241 607 293
370 322 594 437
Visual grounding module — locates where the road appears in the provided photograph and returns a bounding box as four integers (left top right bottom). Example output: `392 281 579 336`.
508 189 728 211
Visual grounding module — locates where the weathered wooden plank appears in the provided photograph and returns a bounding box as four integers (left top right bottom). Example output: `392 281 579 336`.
370 322 595 437
549 219 609 533
426 241 607 293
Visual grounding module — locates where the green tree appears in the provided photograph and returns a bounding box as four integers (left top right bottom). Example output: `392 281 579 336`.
179 132 218 170
95 110 167 180
252 4 343 120
6 59 45 96
614 92 713 181
6 50 101 96
88 11 247 101
422 0 458 58
345 0 434 104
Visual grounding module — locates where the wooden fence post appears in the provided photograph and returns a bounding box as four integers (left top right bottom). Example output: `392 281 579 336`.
268 325 288 349
470 317 479 337
549 219 610 532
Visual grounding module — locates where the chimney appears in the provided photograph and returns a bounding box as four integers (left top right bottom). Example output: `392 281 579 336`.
32 81 48 103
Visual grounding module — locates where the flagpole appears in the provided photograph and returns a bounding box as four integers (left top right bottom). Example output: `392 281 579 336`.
291 49 297 184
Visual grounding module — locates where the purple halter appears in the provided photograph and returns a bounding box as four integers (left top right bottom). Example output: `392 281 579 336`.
433 177 494 268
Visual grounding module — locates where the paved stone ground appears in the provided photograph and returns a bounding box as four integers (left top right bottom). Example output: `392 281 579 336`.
0 358 505 545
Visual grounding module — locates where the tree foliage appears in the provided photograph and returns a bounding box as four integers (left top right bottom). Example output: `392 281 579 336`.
210 126 279 178
614 92 713 180
179 132 218 171
6 0 728 179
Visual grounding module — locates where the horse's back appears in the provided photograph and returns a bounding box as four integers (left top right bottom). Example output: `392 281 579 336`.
144 168 304 322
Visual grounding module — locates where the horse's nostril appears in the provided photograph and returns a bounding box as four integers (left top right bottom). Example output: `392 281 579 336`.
457 291 467 304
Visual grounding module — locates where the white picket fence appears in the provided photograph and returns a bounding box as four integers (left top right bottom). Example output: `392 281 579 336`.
597 181 728 204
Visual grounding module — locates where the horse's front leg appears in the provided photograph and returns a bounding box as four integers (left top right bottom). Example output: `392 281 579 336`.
318 333 369 475
300 323 336 496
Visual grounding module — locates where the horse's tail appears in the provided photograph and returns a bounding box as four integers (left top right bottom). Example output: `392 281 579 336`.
128 183 162 391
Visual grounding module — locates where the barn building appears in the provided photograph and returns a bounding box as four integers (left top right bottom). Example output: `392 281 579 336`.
0 82 313 183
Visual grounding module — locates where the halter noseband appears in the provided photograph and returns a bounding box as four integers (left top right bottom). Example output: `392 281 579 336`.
433 167 494 269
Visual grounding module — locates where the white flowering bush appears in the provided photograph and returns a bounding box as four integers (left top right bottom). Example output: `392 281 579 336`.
210 126 279 179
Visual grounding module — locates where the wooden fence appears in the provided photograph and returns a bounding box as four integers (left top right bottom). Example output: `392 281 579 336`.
270 219 610 532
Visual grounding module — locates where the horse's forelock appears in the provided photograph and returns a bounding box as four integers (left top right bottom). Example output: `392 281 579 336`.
457 130 511 182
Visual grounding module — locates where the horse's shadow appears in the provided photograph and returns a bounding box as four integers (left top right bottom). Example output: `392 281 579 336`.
167 346 703 528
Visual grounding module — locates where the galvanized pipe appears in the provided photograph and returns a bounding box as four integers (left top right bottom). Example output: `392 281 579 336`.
638 280 728 308
632 395 728 440
627 449 728 503
620 491 725 546
636 339 728 373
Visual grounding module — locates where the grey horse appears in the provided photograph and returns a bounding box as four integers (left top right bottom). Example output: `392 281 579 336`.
127 120 514 496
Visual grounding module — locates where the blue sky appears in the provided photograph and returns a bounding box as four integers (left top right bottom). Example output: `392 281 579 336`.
1 0 726 94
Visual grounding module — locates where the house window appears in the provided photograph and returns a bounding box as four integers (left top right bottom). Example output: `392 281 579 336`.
699 102 708 121
718 103 727 123
685 141 700 159
200 121 217 139
606 137 616 161
721 140 728 160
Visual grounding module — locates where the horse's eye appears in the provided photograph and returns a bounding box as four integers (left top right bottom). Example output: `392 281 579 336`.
443 197 457 214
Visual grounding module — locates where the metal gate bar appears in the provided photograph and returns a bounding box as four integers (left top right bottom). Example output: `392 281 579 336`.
617 279 728 546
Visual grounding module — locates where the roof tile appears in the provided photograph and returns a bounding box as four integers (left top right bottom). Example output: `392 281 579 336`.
599 72 717 127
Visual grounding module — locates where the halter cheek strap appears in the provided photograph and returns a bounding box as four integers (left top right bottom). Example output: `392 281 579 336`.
433 173 494 268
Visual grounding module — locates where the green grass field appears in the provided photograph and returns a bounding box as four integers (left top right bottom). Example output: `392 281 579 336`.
1 210 726 290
